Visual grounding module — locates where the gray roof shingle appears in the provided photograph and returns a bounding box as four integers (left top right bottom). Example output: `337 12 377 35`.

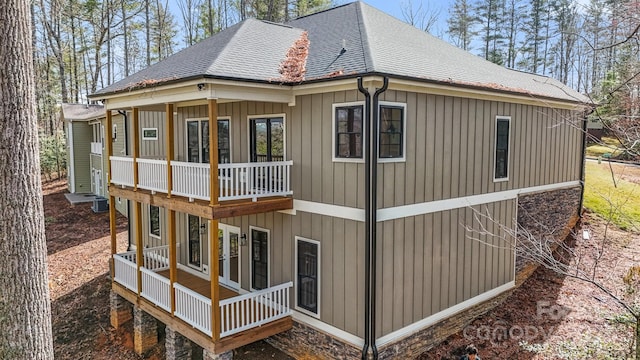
93 1 587 103
61 103 105 121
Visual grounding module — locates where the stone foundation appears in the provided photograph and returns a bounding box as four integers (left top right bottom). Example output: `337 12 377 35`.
377 288 514 359
166 327 192 360
515 186 582 285
133 306 158 355
203 349 233 360
109 290 133 329
267 321 361 359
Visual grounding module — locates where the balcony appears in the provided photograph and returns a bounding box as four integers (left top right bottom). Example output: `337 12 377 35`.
113 246 293 343
108 156 294 218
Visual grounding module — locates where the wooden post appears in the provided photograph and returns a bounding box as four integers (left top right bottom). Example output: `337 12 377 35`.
132 107 140 190
207 98 221 341
135 201 143 296
210 219 220 342
208 98 218 206
166 103 174 198
106 110 117 277
168 209 177 314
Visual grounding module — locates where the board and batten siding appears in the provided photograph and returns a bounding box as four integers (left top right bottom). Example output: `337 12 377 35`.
71 121 92 193
106 114 128 216
173 90 367 208
376 199 516 337
377 90 583 208
221 211 366 338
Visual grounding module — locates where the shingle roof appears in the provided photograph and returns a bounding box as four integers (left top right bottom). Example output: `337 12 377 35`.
93 1 588 103
61 103 105 121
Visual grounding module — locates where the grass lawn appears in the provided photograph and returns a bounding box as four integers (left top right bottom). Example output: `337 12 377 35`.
583 161 640 232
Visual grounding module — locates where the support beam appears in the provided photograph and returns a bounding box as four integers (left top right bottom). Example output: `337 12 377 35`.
134 305 158 355
208 99 219 206
132 107 140 190
135 201 143 296
168 209 177 314
210 219 220 342
166 103 174 198
106 110 117 277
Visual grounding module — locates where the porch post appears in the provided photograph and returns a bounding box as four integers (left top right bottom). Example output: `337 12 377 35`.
106 109 117 277
208 98 218 205
168 209 177 314
210 219 220 342
166 103 174 197
132 107 140 190
207 97 221 341
135 201 143 296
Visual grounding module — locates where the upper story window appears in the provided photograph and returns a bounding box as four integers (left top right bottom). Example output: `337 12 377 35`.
494 116 511 181
334 103 364 161
379 102 406 161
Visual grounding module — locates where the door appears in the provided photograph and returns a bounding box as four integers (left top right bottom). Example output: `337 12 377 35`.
218 224 240 289
250 227 269 290
187 215 205 271
93 170 102 196
187 118 231 164
249 117 284 162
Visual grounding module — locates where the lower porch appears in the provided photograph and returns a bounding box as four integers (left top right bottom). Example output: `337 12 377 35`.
112 247 293 354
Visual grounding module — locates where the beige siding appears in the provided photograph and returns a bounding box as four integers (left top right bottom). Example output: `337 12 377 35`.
375 199 516 337
71 121 92 193
139 111 166 159
377 90 583 207
220 212 366 337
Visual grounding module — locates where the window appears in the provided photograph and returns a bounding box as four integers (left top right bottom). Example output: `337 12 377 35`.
296 237 320 317
250 227 269 290
494 116 511 181
218 119 231 164
249 116 284 162
379 103 405 160
187 215 202 268
334 104 364 160
187 118 230 164
142 128 158 140
149 205 160 238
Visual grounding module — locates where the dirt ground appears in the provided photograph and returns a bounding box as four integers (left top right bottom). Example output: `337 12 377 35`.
46 176 639 359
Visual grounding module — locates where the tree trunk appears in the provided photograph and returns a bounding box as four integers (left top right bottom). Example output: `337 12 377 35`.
636 315 639 360
0 0 54 359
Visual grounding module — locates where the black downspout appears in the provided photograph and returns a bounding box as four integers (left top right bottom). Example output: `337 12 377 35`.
578 113 589 218
359 76 388 360
117 110 133 251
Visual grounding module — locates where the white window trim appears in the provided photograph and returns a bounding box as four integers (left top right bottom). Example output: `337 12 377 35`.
142 127 158 141
184 117 233 163
493 116 511 182
294 236 321 318
332 101 365 163
246 114 287 162
149 205 161 240
249 225 270 291
101 124 105 149
378 101 407 163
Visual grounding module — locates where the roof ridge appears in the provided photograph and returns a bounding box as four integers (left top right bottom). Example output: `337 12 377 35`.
355 1 374 72
291 1 355 21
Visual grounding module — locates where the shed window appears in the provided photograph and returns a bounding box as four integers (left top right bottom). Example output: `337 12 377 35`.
379 104 405 160
494 117 511 180
296 237 319 316
335 105 363 159
149 205 160 238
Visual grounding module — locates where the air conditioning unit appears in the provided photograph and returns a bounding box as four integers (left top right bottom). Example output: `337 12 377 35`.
92 196 109 213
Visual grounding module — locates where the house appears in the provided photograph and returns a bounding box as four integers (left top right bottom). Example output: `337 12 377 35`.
89 2 588 359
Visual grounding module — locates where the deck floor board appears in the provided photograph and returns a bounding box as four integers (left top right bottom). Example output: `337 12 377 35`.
157 269 238 300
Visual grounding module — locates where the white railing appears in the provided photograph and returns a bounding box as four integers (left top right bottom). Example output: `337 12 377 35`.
142 245 169 271
137 159 168 193
140 267 171 312
113 252 137 292
174 283 212 335
219 161 293 201
219 281 293 337
110 156 134 187
171 161 211 201
91 142 102 155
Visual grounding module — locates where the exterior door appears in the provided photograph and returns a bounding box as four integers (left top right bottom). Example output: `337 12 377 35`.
93 170 102 196
187 215 205 271
249 117 284 162
187 118 231 164
250 228 269 290
218 224 240 289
